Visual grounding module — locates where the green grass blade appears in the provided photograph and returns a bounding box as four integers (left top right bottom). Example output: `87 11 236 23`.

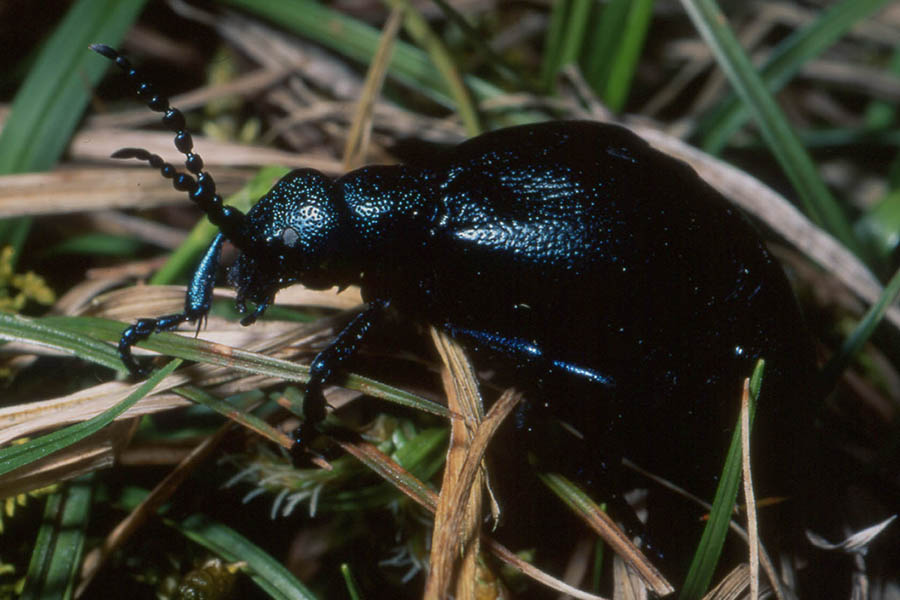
559 1 594 75
429 0 535 92
679 360 763 599
217 0 504 110
0 313 124 373
21 475 94 600
582 0 631 90
680 0 862 257
540 0 572 90
341 564 363 600
0 0 147 174
383 0 481 136
698 0 895 154
44 233 144 257
602 0 654 112
173 513 317 600
46 316 448 418
0 361 180 478
0 0 146 269
541 0 592 90
821 264 900 390
175 386 286 447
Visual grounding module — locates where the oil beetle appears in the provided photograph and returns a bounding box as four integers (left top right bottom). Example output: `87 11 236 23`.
93 44 814 571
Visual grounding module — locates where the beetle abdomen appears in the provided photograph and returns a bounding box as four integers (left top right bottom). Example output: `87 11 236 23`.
382 121 812 493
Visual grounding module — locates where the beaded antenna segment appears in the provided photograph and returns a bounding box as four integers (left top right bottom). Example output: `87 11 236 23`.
89 44 246 247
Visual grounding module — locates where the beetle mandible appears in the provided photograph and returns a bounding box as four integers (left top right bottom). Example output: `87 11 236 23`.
92 45 813 533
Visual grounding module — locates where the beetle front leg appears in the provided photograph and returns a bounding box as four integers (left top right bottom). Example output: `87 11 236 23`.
292 299 389 454
118 234 225 376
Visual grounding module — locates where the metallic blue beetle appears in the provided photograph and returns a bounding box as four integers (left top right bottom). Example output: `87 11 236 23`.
93 45 813 545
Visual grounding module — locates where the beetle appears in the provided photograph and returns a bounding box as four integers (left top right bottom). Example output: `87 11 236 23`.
92 44 814 569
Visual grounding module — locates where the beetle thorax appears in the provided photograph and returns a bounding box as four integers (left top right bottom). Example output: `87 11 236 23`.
338 165 435 259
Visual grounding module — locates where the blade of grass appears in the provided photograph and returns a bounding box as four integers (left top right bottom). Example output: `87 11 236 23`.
173 512 317 600
175 386 290 449
698 0 895 154
555 0 594 87
429 0 536 92
218 0 504 111
679 360 764 600
343 7 403 170
580 0 654 111
821 263 900 391
538 0 594 91
602 0 654 112
42 315 448 418
539 471 673 596
540 0 572 90
382 0 481 136
341 564 363 600
680 0 863 257
21 475 94 600
0 312 124 373
0 0 146 174
0 0 146 269
582 0 631 92
0 360 180 478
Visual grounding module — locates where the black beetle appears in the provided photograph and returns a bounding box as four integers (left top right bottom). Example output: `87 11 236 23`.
92 44 814 572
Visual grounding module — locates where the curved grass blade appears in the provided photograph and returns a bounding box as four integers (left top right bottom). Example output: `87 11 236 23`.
0 0 147 269
679 0 862 257
698 0 895 154
0 360 180 478
0 0 147 174
216 0 504 111
172 513 317 600
46 316 448 418
821 263 900 390
383 0 481 136
0 312 124 373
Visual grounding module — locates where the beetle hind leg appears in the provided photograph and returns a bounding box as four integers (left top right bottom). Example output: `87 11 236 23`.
290 299 390 465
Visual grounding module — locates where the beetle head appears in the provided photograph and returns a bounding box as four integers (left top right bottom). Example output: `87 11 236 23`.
228 169 354 313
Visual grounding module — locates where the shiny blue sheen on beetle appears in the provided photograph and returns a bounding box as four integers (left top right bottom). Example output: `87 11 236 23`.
92 45 812 528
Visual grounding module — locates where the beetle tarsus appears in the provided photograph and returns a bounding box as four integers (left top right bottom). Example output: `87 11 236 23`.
118 314 192 377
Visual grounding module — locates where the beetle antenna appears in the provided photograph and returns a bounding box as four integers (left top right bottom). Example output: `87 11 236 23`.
90 44 248 249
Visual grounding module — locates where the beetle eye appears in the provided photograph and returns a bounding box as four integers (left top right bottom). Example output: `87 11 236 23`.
282 227 300 247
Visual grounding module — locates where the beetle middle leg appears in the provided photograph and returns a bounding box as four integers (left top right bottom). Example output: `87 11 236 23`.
291 299 389 459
